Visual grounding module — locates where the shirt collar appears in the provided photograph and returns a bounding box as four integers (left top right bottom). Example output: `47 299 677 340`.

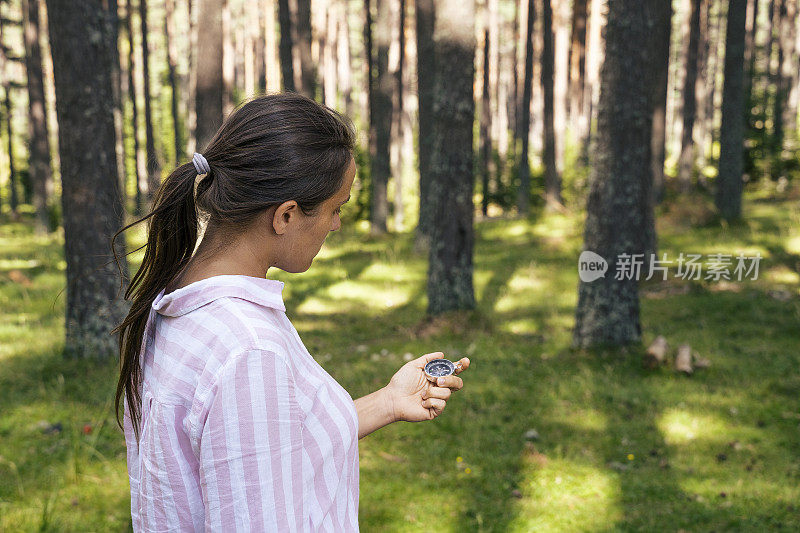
152 274 286 317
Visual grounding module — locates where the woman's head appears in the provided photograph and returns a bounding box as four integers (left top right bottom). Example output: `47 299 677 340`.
111 92 357 442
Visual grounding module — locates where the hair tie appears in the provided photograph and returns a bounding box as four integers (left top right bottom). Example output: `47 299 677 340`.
192 152 210 176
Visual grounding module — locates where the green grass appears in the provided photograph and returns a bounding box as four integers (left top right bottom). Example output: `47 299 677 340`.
0 185 798 532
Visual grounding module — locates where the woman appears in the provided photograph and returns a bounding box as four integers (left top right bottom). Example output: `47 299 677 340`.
111 92 470 532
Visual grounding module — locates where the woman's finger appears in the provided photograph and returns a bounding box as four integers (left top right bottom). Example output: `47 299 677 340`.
422 398 447 414
454 357 470 374
425 386 452 400
435 375 464 391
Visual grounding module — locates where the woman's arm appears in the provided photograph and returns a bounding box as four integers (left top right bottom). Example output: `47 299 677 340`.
354 387 396 439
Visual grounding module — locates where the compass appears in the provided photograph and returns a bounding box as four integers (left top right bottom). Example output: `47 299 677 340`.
423 358 463 383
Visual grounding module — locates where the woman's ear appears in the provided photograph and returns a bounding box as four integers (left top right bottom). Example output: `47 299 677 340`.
272 200 298 235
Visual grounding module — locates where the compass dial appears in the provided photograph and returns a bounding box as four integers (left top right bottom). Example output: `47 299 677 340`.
424 359 456 379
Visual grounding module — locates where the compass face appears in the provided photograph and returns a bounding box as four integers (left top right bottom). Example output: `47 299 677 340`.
425 359 455 378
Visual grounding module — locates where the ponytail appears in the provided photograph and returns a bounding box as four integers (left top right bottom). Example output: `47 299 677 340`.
111 161 202 443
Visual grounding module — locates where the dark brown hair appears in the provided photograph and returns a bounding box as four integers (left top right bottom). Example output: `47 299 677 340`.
111 92 356 443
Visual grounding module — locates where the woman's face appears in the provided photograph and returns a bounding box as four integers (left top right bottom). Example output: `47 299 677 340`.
276 156 357 273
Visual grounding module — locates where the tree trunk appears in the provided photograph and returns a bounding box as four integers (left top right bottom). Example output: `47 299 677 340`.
553 0 569 172
427 0 475 314
277 0 296 92
196 0 224 150
704 0 722 164
572 0 657 348
256 0 267 92
222 0 234 115
22 0 53 233
744 0 759 128
415 0 434 246
336 0 353 117
187 0 198 155
569 0 588 151
165 0 182 165
694 0 710 172
370 0 392 234
650 0 673 205
0 13 19 214
45 0 130 359
139 0 161 202
511 0 521 150
391 0 406 230
582 0 605 161
715 0 746 220
296 0 316 98
107 0 126 206
264 0 281 92
480 25 492 216
678 0 701 190
487 0 500 198
244 0 258 97
785 0 799 139
776 0 797 157
124 0 145 215
517 0 534 215
322 0 336 107
542 0 561 208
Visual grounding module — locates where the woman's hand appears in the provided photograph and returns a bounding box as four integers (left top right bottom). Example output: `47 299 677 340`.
384 352 471 422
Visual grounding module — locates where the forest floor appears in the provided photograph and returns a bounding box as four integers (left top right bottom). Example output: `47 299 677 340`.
0 183 798 532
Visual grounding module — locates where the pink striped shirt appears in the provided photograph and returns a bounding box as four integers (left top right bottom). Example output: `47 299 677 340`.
123 274 360 531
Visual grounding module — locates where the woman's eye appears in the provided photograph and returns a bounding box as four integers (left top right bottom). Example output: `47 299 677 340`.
335 206 342 214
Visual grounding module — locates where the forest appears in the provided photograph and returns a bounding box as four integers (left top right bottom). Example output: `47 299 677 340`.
0 0 798 530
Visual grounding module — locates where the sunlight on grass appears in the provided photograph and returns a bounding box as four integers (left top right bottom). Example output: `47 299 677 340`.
765 266 800 285
785 235 800 255
510 459 621 532
658 409 731 445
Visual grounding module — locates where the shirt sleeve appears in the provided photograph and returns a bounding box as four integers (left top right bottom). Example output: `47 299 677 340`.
198 348 307 531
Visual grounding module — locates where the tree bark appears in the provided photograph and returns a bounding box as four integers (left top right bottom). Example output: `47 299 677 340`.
186 0 198 155
569 0 588 149
427 0 475 314
0 13 19 214
45 0 130 358
277 0 296 91
139 0 161 202
572 0 657 348
415 0 434 246
369 0 392 234
22 0 53 232
744 0 759 123
650 0 673 205
582 0 604 161
785 0 799 139
678 0 701 189
196 0 224 150
391 0 406 230
553 0 569 172
480 25 492 216
107 0 126 206
542 0 561 208
694 0 711 172
296 0 316 98
775 0 797 156
715 0 746 220
336 0 353 117
517 0 534 215
165 0 182 165
124 0 145 215
222 0 234 115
